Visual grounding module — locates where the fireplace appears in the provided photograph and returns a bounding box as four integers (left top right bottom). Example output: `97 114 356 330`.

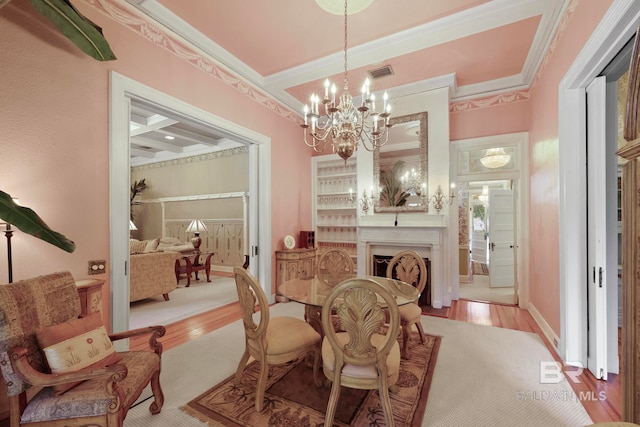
357 221 446 308
372 255 432 306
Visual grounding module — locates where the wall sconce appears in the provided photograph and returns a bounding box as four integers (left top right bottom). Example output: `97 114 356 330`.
430 184 456 214
186 219 208 251
360 189 375 213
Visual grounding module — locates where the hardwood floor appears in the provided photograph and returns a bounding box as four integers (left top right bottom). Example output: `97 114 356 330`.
132 297 622 423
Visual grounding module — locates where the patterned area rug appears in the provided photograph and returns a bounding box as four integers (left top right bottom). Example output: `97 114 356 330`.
181 332 441 426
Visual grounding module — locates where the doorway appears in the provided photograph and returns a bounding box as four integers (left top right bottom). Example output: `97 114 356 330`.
461 180 517 305
450 132 529 308
109 72 272 335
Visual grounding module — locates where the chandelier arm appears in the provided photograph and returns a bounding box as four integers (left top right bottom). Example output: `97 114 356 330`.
358 127 390 151
303 130 331 150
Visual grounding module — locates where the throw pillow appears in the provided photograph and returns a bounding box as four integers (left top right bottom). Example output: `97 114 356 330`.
144 238 160 253
130 239 146 254
36 312 122 395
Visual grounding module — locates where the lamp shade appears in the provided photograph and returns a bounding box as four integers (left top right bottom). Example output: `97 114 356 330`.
186 219 208 234
129 220 137 231
480 147 511 169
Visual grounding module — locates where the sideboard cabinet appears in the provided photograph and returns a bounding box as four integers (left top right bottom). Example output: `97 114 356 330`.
275 248 317 301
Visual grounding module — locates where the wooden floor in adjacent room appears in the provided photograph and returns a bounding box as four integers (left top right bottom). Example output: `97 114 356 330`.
134 298 622 424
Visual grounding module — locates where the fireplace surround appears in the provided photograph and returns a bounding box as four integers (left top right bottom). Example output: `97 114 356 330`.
357 219 446 308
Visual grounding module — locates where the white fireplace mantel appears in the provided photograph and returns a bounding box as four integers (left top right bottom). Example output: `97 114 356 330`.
357 220 449 309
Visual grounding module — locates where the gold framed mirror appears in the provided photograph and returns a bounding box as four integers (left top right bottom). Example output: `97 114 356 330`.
373 111 428 213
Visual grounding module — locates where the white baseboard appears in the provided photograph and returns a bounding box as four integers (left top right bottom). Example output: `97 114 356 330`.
528 302 560 357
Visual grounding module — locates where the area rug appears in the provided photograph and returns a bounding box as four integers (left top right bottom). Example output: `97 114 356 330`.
181 332 441 427
471 261 489 275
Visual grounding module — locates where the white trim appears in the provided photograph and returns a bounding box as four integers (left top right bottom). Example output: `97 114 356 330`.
450 132 530 309
125 0 566 112
109 71 272 335
557 0 640 365
529 302 561 355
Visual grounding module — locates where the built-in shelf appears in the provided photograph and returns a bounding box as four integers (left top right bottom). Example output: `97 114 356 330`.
312 154 358 265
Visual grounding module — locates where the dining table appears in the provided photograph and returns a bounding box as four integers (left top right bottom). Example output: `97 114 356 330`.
278 274 420 337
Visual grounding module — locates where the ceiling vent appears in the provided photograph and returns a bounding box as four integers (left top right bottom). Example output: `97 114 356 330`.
368 65 394 80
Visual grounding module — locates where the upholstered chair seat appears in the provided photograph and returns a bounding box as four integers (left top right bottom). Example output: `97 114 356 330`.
321 332 400 383
20 351 159 424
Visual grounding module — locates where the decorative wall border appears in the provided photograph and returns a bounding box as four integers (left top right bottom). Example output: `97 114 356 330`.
87 0 300 123
449 0 578 113
90 0 576 116
131 146 248 172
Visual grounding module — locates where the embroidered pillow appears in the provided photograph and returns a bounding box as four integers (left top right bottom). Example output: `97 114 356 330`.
36 312 122 395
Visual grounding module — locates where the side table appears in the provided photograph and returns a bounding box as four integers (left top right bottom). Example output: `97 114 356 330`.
75 278 105 318
175 251 214 287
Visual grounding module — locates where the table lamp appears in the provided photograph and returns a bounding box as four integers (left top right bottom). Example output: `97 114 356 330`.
186 219 208 251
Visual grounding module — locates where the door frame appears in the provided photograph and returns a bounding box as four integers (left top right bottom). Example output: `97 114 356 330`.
109 71 272 335
558 0 640 367
450 132 530 307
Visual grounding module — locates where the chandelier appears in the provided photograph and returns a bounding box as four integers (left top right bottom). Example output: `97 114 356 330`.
480 147 511 169
301 0 392 161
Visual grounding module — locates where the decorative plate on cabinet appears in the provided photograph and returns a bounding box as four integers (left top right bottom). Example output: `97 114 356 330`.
284 235 296 250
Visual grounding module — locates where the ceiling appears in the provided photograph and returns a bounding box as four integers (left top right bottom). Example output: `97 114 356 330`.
127 0 568 165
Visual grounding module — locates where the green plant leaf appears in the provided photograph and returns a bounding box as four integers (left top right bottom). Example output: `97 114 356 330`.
0 191 75 253
29 0 116 61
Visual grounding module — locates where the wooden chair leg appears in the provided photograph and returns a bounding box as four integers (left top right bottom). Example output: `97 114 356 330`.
415 321 426 343
401 323 411 359
255 359 269 412
312 346 323 387
325 375 342 426
148 367 164 414
378 375 395 427
234 349 250 385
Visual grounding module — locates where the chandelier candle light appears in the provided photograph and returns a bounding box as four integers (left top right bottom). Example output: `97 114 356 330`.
301 0 392 161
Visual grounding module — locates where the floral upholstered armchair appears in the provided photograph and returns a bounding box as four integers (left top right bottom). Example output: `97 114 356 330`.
0 271 165 427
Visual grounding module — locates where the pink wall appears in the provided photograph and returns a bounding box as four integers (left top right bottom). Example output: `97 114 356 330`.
0 2 312 321
527 0 614 334
449 1 614 335
450 100 531 141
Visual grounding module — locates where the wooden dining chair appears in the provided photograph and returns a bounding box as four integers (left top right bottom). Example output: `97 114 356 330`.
317 248 354 287
321 278 401 427
386 250 428 359
232 267 322 412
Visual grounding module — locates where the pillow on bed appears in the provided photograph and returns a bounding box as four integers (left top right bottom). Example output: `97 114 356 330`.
36 313 122 395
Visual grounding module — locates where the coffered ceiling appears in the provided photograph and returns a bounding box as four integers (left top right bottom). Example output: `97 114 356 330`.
126 0 569 165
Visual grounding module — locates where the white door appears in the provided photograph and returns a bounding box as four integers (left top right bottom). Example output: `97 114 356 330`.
586 76 608 379
471 202 488 264
488 189 515 288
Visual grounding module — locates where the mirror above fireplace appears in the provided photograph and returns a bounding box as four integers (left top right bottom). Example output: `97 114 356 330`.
373 112 428 213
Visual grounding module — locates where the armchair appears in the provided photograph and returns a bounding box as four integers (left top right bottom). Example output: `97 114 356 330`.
0 271 165 427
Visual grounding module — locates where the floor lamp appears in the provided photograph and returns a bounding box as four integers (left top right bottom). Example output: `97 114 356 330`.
3 223 12 283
